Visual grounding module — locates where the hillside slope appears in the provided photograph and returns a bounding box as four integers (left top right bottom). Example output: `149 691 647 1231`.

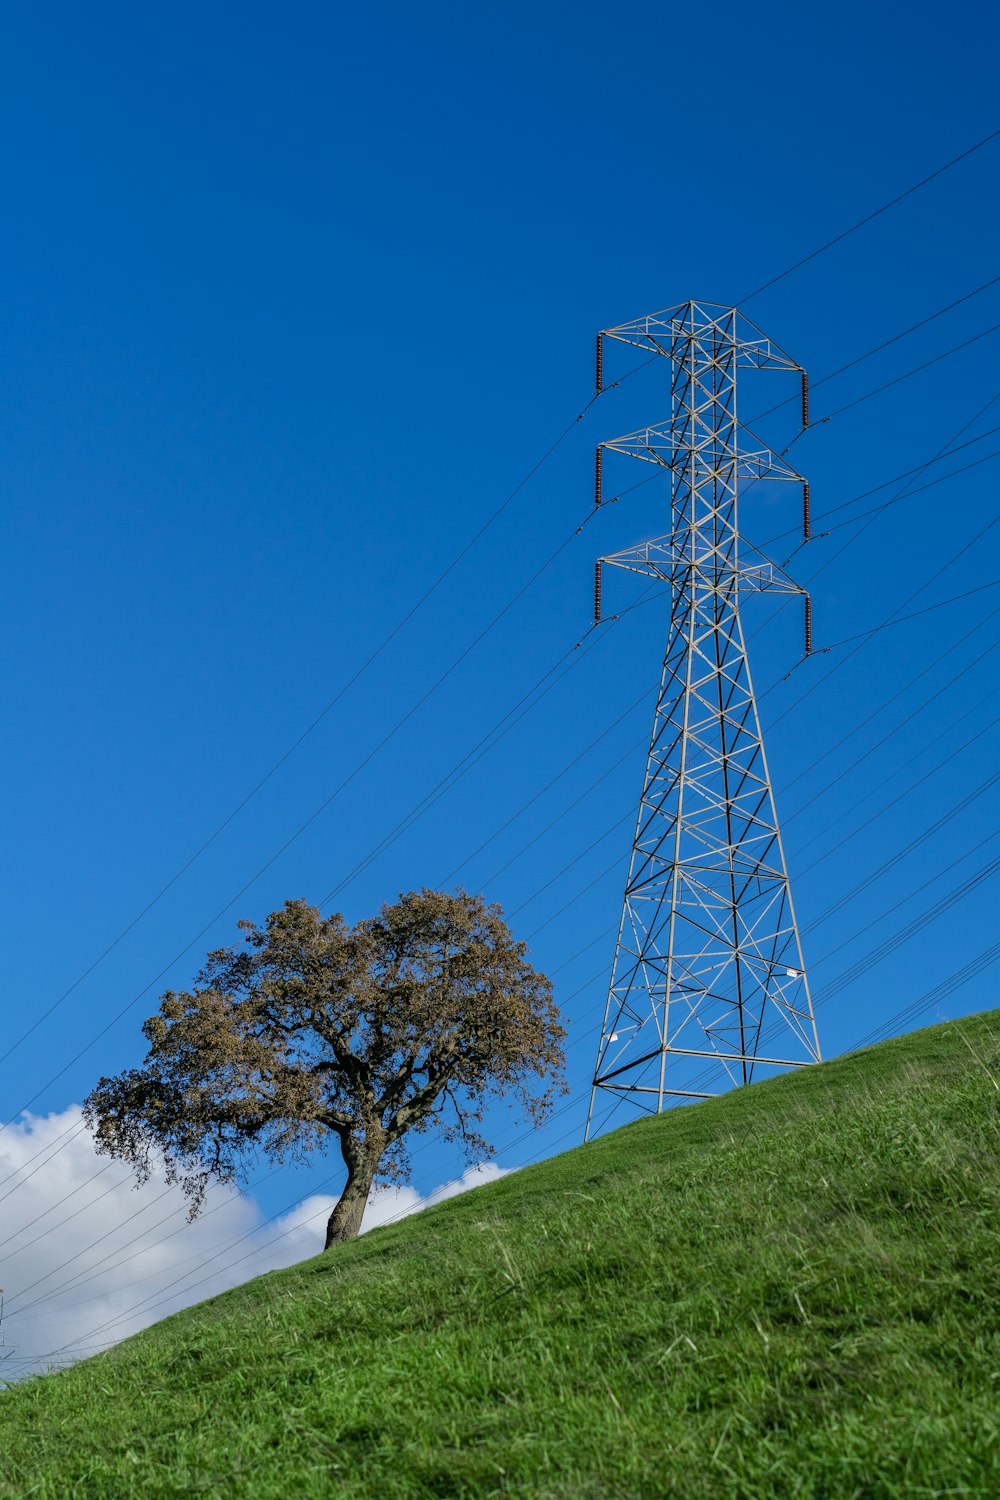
1 1011 999 1499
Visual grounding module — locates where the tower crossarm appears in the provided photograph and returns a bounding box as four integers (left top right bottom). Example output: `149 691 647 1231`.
599 300 803 373
599 422 804 484
599 537 807 598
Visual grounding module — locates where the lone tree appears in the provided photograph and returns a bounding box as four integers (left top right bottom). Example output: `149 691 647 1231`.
84 889 565 1248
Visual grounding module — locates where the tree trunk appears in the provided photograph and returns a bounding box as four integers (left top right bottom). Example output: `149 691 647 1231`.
324 1149 378 1249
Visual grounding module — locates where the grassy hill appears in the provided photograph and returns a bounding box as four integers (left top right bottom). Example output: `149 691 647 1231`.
2 1011 999 1499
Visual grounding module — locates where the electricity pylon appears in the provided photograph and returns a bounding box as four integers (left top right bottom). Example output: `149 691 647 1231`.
585 300 821 1139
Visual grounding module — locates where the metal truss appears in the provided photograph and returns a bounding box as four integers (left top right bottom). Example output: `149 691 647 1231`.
585 301 821 1137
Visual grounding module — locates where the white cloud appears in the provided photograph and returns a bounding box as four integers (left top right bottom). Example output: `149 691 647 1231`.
0 1106 509 1387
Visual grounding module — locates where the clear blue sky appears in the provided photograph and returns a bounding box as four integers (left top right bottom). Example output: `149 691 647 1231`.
1 0 998 1265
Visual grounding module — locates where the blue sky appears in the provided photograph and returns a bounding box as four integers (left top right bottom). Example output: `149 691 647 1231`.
1 1 999 1375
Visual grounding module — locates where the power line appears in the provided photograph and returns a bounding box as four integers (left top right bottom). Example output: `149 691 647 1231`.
8 960 656 1365
689 864 1000 1098
708 831 1000 1088
818 319 1000 421
15 881 1000 1378
0 1118 87 1199
763 433 1000 549
683 815 1000 1096
738 126 1000 303
0 647 673 1301
797 701 1000 875
470 733 646 895
609 326 1000 521
0 714 677 1314
5 448 995 1261
4 506 1000 1356
767 390 1000 731
851 941 1000 1050
0 579 657 1135
750 274 1000 422
815 848 1000 1006
0 516 615 1103
8 747 999 1357
0 692 671 1312
0 723 671 1314
0 381 617 1078
561 687 1000 1013
317 617 607 905
320 589 664 907
3 954 619 1353
786 634 1000 823
1 936 626 1338
816 580 1000 650
6 296 992 1113
36 767 998 1323
5 132 994 1143
11 273 1000 1350
800 773 1000 933
437 685 653 888
505 598 1000 977
0 1165 124 1261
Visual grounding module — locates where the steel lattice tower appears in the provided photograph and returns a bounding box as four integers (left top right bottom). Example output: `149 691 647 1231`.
585 301 821 1138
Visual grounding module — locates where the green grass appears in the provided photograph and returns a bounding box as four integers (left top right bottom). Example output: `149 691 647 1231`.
2 1012 1000 1498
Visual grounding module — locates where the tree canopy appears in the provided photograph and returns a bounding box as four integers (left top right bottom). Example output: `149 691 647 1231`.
84 889 566 1247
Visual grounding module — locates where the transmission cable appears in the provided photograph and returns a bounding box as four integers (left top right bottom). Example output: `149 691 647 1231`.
818 319 1000 421
437 684 653 889
750 274 1000 422
0 1116 89 1198
784 630 1000 824
812 851 1000 1009
815 580 1000 651
10 1085 597 1373
9 784 999 1351
0 597 656 1218
21 943 619 1335
6 142 997 1091
606 324 1000 524
0 512 632 1104
851 941 1000 1051
0 371 630 1078
320 429 1000 918
684 825 1000 1095
0 600 660 1232
6 309 990 1098
507 603 1000 961
10 524 990 1238
5 950 619 1351
469 731 648 895
737 125 1000 304
13 250 1000 1363
760 425 1000 550
9 294 1000 1294
796 699 1000 872
19 876 1000 1374
766 388 1000 731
